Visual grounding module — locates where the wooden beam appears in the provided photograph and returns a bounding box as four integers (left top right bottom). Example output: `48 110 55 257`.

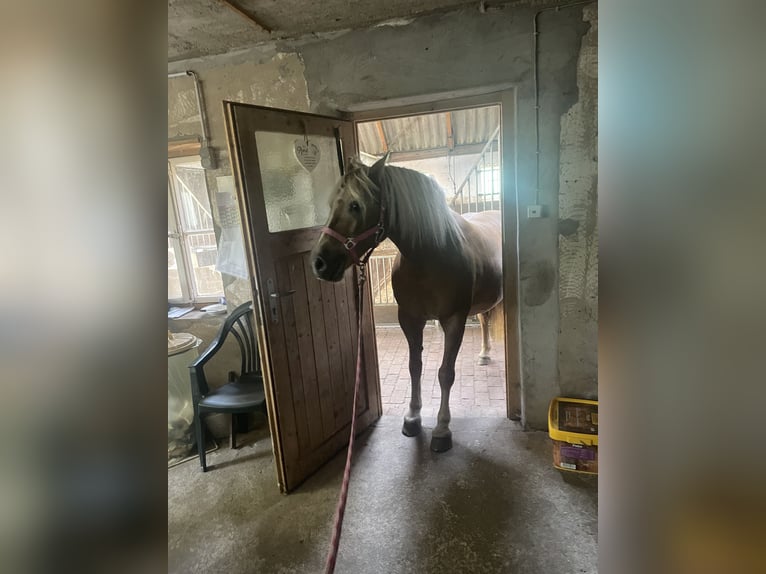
168 139 201 158
217 0 272 33
388 142 486 163
445 112 455 151
375 121 388 153
359 151 379 165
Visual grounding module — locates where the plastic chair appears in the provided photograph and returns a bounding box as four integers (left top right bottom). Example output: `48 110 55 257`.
189 301 267 471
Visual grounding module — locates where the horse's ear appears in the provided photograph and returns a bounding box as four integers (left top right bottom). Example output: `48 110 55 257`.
369 152 390 182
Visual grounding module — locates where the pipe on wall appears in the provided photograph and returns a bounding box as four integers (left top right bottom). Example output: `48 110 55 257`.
168 71 217 169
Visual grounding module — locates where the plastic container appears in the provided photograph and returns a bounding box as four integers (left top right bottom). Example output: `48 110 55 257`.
168 331 201 459
548 397 598 474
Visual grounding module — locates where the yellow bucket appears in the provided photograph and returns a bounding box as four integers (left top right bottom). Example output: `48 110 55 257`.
548 397 598 474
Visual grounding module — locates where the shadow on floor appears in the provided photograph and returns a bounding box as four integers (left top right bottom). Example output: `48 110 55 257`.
168 416 597 574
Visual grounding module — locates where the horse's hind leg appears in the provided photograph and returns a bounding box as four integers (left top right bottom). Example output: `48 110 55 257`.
399 310 426 437
432 313 467 452
477 312 491 366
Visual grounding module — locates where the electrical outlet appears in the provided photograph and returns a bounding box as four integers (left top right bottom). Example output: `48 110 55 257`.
527 205 543 218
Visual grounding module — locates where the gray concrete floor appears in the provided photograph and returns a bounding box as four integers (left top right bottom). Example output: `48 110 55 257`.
168 416 597 574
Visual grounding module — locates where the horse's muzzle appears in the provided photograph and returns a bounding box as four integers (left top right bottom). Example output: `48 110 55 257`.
311 250 347 282
313 254 327 274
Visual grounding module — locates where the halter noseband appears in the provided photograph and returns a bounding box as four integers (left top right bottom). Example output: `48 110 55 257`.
321 194 386 266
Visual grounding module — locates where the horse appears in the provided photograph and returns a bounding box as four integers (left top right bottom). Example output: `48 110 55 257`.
310 154 503 452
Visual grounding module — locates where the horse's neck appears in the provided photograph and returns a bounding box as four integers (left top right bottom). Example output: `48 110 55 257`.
386 233 423 263
386 227 462 267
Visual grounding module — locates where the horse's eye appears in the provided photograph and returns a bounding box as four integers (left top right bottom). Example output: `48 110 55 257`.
349 201 360 213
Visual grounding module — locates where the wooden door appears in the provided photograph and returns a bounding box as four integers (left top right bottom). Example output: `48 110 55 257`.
224 102 381 493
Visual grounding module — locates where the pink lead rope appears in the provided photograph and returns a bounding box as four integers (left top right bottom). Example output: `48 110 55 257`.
323 265 367 574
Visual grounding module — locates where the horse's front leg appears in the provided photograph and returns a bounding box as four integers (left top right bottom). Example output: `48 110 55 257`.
398 310 426 437
432 313 467 452
477 311 491 365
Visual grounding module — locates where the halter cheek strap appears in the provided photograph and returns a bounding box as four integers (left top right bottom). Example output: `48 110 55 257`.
321 224 382 265
321 202 386 266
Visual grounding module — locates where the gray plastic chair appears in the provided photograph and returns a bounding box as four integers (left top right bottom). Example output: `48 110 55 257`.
189 301 266 471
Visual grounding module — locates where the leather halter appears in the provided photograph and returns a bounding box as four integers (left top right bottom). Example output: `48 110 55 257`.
321 194 386 266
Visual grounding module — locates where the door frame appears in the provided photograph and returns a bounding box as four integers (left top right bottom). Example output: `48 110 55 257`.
343 88 522 421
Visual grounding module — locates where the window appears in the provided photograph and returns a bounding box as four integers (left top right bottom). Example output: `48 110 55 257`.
476 160 501 200
168 157 224 303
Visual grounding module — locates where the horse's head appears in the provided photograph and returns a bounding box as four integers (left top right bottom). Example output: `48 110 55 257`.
310 154 388 282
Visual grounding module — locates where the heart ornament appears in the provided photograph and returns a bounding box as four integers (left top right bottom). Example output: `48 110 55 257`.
294 139 321 172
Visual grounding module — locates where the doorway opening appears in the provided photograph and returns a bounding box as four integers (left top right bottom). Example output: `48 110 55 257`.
356 104 507 418
218 93 519 491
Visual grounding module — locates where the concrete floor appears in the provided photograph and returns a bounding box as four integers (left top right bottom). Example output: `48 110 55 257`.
168 416 597 574
376 324 506 417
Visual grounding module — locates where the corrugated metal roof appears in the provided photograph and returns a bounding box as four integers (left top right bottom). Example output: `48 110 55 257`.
358 105 499 156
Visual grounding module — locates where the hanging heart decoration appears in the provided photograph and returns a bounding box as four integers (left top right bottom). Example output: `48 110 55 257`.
294 139 321 172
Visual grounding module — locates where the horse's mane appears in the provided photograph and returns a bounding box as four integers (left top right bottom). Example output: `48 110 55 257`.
347 162 464 251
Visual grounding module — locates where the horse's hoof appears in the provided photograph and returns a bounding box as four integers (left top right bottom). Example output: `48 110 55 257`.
402 417 422 437
430 433 453 452
477 355 490 366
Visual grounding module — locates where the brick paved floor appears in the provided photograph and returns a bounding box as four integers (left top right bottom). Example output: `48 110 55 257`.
375 323 506 418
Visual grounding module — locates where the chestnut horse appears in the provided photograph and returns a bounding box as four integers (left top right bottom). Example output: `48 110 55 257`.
311 155 503 452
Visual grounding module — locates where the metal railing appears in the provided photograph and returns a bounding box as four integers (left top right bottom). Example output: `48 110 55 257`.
369 254 397 305
451 125 501 214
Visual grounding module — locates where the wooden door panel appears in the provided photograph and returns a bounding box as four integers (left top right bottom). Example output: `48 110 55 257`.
332 279 356 422
224 102 381 492
269 227 321 259
319 279 350 426
301 255 338 436
284 255 324 448
274 257 312 455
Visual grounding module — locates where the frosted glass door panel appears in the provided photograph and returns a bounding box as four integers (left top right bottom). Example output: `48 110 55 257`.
254 131 341 233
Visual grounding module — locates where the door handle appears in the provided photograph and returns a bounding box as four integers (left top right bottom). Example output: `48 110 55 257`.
269 290 296 299
266 279 294 323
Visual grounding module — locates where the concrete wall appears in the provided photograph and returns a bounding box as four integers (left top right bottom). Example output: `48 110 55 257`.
558 4 597 399
167 1 597 429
